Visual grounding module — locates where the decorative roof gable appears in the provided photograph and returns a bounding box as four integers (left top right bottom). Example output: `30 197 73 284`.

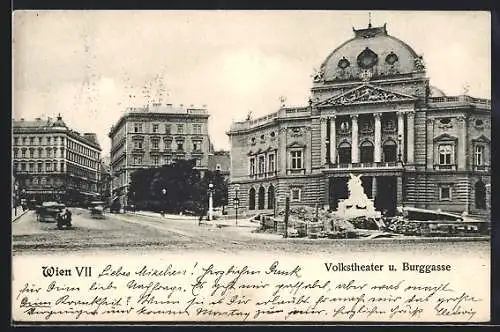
316 83 416 107
433 133 458 142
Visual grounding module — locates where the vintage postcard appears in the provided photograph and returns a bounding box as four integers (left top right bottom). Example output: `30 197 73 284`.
11 10 491 324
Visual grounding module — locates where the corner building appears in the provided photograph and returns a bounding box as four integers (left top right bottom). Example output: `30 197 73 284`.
227 24 490 217
12 115 102 203
108 103 210 207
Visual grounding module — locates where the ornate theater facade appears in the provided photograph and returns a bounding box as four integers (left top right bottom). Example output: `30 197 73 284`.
226 24 490 217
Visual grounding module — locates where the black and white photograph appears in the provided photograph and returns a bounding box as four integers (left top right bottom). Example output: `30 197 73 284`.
11 10 491 323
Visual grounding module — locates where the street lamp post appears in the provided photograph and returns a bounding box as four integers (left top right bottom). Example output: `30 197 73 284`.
208 182 214 222
233 184 240 226
162 188 167 217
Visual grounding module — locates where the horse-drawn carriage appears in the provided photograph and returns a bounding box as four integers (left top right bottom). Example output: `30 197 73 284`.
36 202 72 229
88 201 106 219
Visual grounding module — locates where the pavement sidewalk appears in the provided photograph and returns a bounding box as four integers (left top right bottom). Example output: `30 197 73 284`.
128 210 259 228
11 207 30 222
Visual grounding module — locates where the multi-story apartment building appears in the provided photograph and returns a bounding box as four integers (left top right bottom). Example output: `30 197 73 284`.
12 115 102 203
108 103 210 206
227 23 490 217
99 156 112 204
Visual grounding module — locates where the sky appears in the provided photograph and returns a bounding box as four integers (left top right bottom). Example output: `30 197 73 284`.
12 10 491 157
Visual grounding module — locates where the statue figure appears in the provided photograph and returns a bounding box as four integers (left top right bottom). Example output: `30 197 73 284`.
347 173 366 200
414 56 425 71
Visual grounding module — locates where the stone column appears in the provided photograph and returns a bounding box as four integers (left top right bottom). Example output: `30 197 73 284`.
320 117 327 165
372 176 377 201
279 127 287 175
351 114 359 163
374 113 382 163
457 115 467 170
397 111 405 162
397 175 403 207
407 111 415 164
329 116 336 164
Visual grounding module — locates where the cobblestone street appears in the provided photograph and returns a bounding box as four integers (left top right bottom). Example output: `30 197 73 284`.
12 208 490 258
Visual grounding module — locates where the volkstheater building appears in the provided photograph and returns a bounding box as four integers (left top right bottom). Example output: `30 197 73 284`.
226 24 490 217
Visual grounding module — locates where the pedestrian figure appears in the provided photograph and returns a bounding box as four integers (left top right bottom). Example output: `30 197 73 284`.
199 208 206 226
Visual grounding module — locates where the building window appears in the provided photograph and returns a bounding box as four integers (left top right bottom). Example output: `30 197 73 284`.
134 156 142 165
29 163 34 173
134 123 142 133
438 144 453 165
29 137 34 145
268 153 275 173
475 145 484 166
382 139 397 162
192 124 202 135
249 187 256 210
177 142 184 151
37 163 42 173
165 124 171 134
29 149 34 158
152 139 159 149
291 151 303 169
196 159 202 167
267 185 275 209
193 141 200 151
177 124 184 134
291 188 301 201
360 141 374 163
439 185 452 201
258 186 265 210
475 181 487 209
164 139 172 150
249 157 256 175
13 149 18 158
46 148 52 158
258 155 265 174
33 177 38 185
134 140 143 149
45 162 52 172
153 155 159 166
22 137 26 145
40 177 47 185
165 156 172 165
152 124 159 133
47 137 51 145
21 149 26 158
14 137 18 145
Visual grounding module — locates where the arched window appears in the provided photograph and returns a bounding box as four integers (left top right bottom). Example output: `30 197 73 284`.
338 141 351 164
258 186 265 210
249 188 256 210
382 139 397 162
475 181 486 209
267 185 275 210
360 140 374 163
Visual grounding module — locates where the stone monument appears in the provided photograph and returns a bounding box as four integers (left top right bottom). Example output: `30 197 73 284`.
334 173 381 219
